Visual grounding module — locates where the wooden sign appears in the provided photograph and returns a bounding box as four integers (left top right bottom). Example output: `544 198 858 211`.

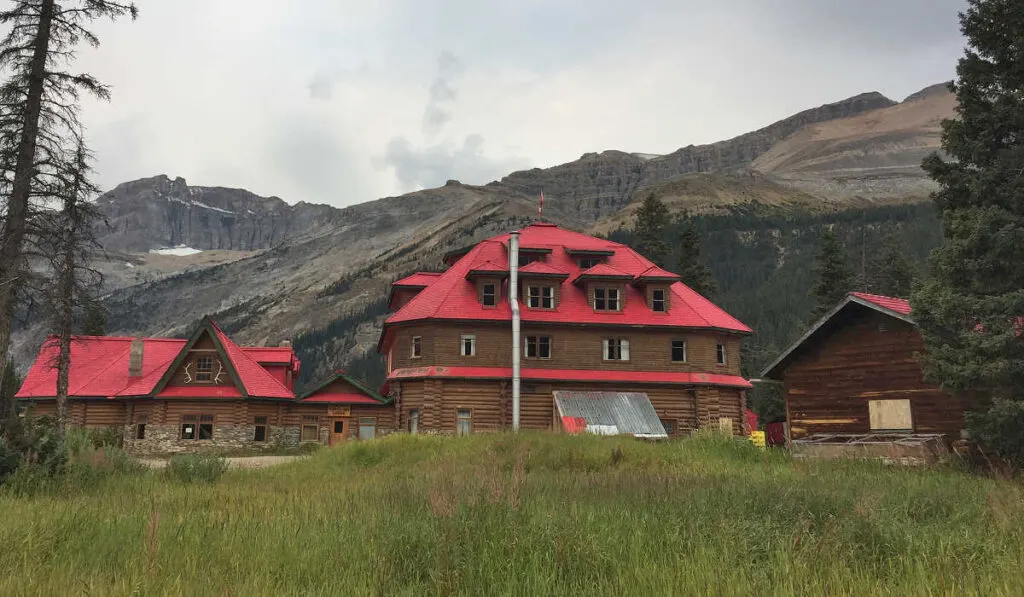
327 406 351 417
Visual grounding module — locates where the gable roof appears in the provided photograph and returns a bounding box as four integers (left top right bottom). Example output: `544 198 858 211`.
634 265 681 284
760 292 914 379
393 272 443 288
299 370 391 404
382 223 751 335
16 318 297 400
518 261 570 278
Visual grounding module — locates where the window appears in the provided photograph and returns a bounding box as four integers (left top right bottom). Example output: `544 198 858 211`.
652 288 667 312
661 419 676 436
671 340 687 363
408 409 420 434
716 343 727 365
527 286 554 309
254 416 268 442
411 336 422 358
456 409 472 436
301 415 319 441
333 420 345 434
603 338 630 361
525 335 552 359
869 399 913 431
181 415 197 440
578 257 600 269
195 356 213 382
482 283 497 306
461 334 476 357
358 417 376 440
135 415 147 440
199 415 214 440
594 287 620 311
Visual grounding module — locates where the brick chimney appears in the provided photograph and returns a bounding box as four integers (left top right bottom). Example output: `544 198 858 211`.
128 338 144 377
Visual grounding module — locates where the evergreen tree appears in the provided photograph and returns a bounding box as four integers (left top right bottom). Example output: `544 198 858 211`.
0 0 136 377
911 0 1024 402
632 193 670 267
0 358 19 427
81 301 106 336
810 228 854 320
675 211 718 298
870 232 916 297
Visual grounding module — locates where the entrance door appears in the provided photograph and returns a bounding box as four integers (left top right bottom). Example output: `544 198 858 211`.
330 418 349 445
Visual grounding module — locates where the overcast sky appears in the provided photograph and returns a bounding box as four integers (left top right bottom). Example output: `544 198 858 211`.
77 0 967 207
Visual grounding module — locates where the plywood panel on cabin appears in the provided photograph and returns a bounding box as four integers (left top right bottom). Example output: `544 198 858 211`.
868 399 913 431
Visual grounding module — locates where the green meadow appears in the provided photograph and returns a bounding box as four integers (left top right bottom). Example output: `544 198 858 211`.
1 432 1022 596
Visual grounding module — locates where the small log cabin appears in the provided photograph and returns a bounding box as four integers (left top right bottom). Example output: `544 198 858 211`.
15 317 394 454
378 222 754 436
761 292 968 442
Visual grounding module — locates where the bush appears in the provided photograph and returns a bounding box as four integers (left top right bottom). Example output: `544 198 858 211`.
0 436 19 484
165 453 228 483
1 415 67 482
965 400 1024 470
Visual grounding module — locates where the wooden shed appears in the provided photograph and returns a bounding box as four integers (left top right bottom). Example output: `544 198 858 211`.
761 292 969 445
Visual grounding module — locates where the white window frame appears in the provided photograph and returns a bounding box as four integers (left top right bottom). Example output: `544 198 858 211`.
411 336 422 358
652 288 667 312
602 338 630 361
716 343 727 365
460 334 476 357
527 285 554 309
594 287 621 311
671 339 687 363
525 335 552 359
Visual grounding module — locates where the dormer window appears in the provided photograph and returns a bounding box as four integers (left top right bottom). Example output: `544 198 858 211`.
594 287 620 311
411 336 422 358
527 286 554 309
652 289 667 312
518 254 538 267
578 257 601 269
482 283 496 306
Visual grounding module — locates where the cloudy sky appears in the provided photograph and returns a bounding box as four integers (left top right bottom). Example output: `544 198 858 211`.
78 0 967 207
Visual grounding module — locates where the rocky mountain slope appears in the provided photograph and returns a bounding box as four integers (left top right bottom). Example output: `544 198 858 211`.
10 83 955 382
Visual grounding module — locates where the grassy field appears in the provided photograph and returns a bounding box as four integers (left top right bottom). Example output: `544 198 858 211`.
0 432 1022 596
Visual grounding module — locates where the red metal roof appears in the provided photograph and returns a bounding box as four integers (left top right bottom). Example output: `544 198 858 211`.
575 262 633 280
242 346 297 364
16 322 299 400
388 365 752 388
384 223 751 333
635 265 681 281
518 261 569 277
850 292 912 316
393 272 443 287
156 386 244 398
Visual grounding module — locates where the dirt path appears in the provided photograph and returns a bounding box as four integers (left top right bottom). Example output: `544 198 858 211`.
141 455 304 469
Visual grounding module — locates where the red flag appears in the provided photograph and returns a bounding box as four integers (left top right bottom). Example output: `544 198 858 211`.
539 191 544 219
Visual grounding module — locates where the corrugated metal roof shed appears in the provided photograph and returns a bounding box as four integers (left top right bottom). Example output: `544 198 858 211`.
554 391 667 438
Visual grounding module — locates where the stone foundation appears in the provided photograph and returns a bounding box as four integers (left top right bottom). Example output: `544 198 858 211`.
122 424 304 455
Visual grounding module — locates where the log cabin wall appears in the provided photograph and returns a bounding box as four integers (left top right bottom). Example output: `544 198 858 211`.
782 309 968 440
389 322 742 375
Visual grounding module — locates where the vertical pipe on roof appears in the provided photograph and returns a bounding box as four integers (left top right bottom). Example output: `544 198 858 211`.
509 230 521 431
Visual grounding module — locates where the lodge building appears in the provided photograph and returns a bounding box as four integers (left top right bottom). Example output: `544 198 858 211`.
14 318 394 454
378 222 754 436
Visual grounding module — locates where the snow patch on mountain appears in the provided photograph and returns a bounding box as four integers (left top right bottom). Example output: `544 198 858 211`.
149 246 203 256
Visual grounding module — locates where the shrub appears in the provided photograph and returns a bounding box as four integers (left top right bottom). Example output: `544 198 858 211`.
87 426 123 449
0 436 18 484
1 415 66 481
165 453 228 483
965 400 1024 471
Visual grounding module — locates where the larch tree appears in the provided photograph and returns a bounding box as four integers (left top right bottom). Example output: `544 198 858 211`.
810 228 855 320
0 0 136 375
632 193 670 268
911 0 1024 403
675 211 718 299
869 232 916 298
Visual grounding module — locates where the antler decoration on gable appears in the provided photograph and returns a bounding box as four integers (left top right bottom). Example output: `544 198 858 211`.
214 361 225 384
183 362 193 384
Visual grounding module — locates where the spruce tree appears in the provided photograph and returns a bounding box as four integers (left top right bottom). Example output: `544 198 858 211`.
911 0 1024 402
0 358 18 427
810 228 854 320
632 193 670 268
870 232 916 297
81 301 106 336
0 0 136 376
675 211 718 298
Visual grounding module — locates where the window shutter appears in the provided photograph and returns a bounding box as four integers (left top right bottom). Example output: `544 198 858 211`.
602 338 609 359
621 339 630 360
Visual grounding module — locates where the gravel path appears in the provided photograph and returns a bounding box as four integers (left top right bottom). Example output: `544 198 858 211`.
141 455 304 469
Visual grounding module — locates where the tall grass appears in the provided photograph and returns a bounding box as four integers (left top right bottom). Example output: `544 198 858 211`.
0 432 1022 595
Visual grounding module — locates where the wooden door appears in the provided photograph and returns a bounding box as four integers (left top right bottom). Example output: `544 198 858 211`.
330 418 349 445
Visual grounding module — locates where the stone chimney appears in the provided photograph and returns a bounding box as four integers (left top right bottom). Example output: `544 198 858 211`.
279 340 292 348
128 338 145 377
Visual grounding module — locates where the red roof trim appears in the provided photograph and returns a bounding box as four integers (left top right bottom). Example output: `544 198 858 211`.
388 365 752 388
849 292 912 316
299 393 384 404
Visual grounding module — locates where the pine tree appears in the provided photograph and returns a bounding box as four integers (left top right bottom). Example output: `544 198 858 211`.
0 0 137 377
870 232 916 297
81 301 106 336
632 193 670 268
675 211 718 298
911 0 1024 402
810 228 854 320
